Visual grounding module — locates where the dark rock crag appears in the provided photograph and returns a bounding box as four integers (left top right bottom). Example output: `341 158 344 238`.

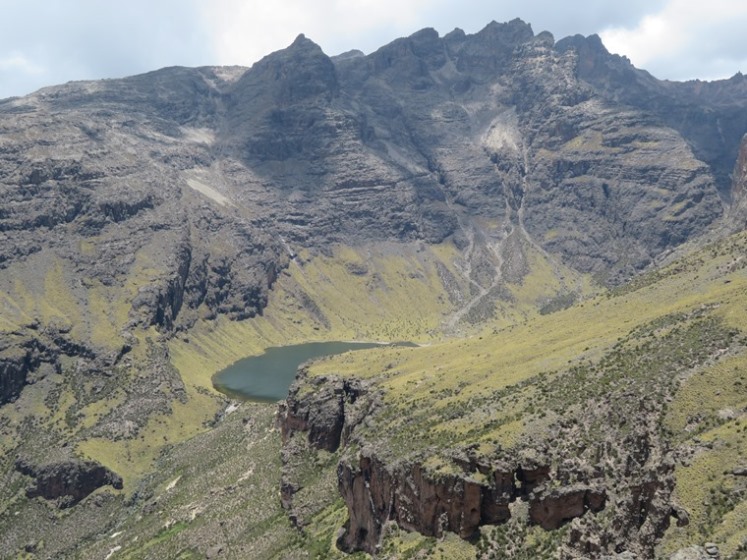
0 337 45 406
728 134 747 225
335 450 606 554
277 311 726 557
0 326 127 405
277 373 612 554
278 371 374 453
280 383 680 558
15 458 123 508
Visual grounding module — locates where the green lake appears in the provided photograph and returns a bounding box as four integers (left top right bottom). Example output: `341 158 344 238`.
212 341 415 402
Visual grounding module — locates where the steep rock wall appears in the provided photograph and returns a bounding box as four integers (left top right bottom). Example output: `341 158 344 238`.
335 450 607 554
278 372 375 453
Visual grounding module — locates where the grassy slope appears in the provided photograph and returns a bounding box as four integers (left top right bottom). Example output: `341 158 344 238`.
168 238 588 390
4 230 746 558
301 231 747 558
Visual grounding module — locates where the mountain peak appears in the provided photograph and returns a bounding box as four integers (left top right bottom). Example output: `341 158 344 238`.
290 33 317 49
477 18 535 45
555 33 609 56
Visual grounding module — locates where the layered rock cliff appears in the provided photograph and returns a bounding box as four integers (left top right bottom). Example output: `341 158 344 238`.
335 450 607 553
729 134 747 225
278 371 374 453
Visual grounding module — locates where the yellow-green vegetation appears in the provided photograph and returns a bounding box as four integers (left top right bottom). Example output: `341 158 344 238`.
380 527 477 560
284 242 459 341
41 260 83 334
306 232 747 441
660 420 747 557
169 241 469 393
562 130 605 152
294 231 747 557
76 388 218 494
658 351 747 557
0 248 134 350
477 506 571 560
297 499 477 560
666 353 747 439
499 241 597 327
74 326 226 492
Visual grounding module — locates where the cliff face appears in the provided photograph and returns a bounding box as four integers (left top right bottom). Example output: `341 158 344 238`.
278 309 739 557
278 372 373 453
729 134 747 226
0 326 121 405
0 338 41 405
335 450 606 553
279 387 679 558
555 35 747 199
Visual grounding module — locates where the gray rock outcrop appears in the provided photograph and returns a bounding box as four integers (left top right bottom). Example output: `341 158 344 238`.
15 458 123 508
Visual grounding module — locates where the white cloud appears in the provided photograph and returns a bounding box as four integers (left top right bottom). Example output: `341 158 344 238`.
600 0 747 80
200 0 670 68
201 0 434 66
0 0 212 99
0 52 44 75
601 15 679 68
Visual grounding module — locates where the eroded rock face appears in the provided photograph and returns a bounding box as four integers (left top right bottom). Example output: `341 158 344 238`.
0 339 42 405
15 458 123 508
282 404 678 558
278 372 373 453
0 323 134 406
335 450 607 554
277 310 732 557
728 134 747 226
529 486 606 530
279 382 614 555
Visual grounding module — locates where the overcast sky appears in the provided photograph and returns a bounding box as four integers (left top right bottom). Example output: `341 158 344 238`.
1 0 745 100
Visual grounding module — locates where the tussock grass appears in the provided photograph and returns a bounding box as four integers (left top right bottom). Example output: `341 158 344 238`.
309 231 747 399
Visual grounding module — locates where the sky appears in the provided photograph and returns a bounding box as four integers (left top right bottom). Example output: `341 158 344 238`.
1 0 746 100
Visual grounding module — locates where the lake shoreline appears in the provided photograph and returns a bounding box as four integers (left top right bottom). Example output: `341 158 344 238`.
212 340 417 402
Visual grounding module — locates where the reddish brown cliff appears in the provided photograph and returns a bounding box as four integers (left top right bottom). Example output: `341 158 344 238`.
278 372 374 453
335 449 607 554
